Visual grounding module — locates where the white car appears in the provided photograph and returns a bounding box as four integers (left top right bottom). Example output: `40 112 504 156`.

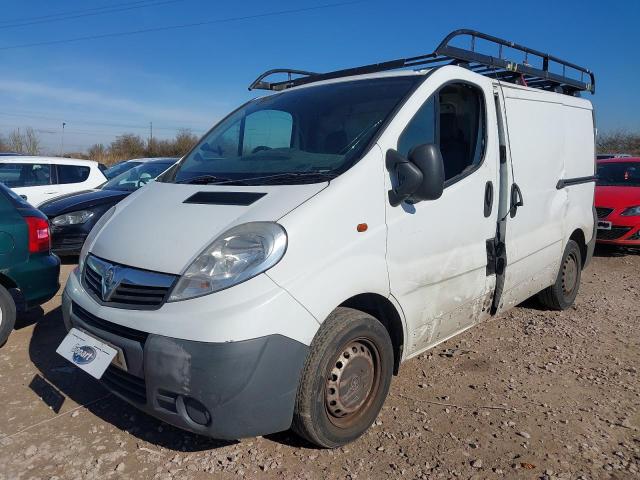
0 156 107 207
58 30 597 448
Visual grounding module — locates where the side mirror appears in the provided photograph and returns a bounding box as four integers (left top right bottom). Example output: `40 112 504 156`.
407 143 445 202
385 149 424 207
385 144 445 207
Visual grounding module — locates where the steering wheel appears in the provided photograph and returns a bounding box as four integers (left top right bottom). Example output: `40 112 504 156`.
251 146 272 154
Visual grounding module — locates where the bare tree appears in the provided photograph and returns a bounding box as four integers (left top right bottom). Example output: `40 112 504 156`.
0 133 8 152
8 128 25 153
24 127 41 155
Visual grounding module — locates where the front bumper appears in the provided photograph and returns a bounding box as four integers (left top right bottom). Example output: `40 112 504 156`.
596 221 640 245
62 294 309 439
50 224 91 256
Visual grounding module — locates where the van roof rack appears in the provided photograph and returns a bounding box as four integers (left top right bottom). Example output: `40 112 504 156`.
249 29 595 96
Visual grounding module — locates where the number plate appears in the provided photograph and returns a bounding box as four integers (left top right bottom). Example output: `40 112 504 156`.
597 220 612 230
56 328 118 379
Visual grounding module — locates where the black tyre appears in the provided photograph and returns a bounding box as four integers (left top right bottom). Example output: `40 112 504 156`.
0 285 16 347
292 307 394 448
538 240 582 310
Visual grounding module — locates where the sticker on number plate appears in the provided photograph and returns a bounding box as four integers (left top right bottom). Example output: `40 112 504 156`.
597 220 612 230
56 328 117 379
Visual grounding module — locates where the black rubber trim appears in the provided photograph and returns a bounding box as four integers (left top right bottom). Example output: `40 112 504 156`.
556 175 597 189
183 191 267 206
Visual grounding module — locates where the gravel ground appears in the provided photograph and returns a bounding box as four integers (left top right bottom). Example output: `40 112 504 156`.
0 247 638 480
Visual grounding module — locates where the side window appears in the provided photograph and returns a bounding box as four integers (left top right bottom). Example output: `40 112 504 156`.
397 83 486 183
397 97 436 158
242 110 293 155
0 163 51 187
438 83 485 181
56 165 90 184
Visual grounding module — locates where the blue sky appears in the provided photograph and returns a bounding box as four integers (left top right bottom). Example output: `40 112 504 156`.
0 0 638 154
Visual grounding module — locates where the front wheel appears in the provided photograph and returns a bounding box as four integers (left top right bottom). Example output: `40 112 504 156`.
537 239 582 310
0 285 17 347
292 307 394 448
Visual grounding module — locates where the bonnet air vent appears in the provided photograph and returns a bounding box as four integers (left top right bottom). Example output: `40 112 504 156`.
184 191 267 206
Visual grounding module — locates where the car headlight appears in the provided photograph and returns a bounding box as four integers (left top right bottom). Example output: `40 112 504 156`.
52 210 95 226
168 222 287 302
78 206 116 273
621 206 640 217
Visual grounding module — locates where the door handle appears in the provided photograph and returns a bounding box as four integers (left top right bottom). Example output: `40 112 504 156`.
510 183 524 218
484 181 493 217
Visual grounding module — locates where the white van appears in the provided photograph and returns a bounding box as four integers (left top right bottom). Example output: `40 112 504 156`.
58 30 597 447
0 156 107 207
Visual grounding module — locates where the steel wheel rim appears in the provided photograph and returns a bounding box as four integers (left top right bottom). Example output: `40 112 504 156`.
325 338 381 428
562 252 579 295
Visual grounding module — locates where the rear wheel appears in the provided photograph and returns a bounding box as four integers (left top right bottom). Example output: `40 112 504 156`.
0 285 17 347
538 240 582 310
292 307 394 448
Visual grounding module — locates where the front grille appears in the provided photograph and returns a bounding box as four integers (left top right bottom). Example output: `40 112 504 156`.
596 207 614 219
72 302 149 344
83 255 176 309
102 365 147 404
597 226 631 240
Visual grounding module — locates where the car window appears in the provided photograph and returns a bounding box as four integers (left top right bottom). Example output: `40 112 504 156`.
56 164 91 184
597 162 640 187
398 97 436 157
103 161 142 180
103 162 174 191
398 82 486 183
0 162 52 187
242 110 293 155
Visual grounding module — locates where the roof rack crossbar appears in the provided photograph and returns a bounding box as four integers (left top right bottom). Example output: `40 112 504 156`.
248 29 595 95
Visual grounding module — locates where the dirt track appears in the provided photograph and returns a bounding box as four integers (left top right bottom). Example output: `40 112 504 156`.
0 247 638 480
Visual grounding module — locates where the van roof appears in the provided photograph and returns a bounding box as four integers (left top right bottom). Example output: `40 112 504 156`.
250 29 594 97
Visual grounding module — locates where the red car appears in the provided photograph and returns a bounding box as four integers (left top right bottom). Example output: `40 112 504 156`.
595 157 640 245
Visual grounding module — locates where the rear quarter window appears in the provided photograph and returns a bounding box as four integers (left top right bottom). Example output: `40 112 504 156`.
56 164 91 184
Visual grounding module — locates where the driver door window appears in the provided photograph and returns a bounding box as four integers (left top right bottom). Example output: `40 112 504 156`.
398 82 486 184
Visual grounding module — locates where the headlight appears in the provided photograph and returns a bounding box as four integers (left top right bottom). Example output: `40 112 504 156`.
78 206 116 273
621 206 640 217
168 222 287 302
52 210 95 226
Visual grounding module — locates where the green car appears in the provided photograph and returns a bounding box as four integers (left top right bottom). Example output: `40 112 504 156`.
0 182 60 346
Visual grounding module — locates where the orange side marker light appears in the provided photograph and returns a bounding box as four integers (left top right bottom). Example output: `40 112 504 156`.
356 223 368 232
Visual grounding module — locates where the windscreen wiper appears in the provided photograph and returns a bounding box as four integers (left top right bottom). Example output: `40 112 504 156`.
176 175 250 185
254 172 337 185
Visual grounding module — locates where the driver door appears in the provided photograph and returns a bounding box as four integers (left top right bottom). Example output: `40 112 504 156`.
380 70 499 357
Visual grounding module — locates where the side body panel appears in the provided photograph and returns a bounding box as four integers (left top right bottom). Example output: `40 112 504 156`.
267 146 390 327
496 84 594 311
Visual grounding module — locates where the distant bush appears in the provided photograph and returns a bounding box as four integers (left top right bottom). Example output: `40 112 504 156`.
87 129 199 165
597 130 640 156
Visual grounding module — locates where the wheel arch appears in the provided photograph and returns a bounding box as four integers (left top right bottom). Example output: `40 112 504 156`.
0 273 18 291
568 228 588 269
338 293 405 375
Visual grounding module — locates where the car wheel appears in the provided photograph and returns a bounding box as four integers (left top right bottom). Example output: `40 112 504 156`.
538 240 582 310
0 285 17 347
292 307 394 448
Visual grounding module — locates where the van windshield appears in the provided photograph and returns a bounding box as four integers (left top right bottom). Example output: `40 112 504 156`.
165 76 421 185
597 162 640 187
